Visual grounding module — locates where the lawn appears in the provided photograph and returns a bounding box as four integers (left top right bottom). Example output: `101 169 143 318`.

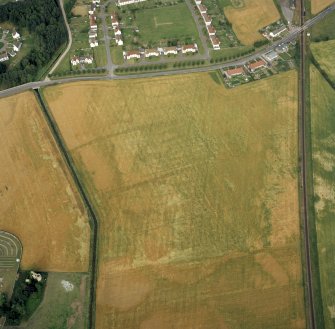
310 66 335 329
44 70 305 329
135 3 200 46
0 92 90 272
224 0 280 45
24 272 89 329
311 0 334 14
311 40 335 83
111 46 124 65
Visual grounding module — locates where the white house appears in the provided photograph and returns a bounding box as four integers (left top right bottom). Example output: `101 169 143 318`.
210 35 220 50
207 25 216 36
12 30 20 40
198 4 207 14
13 42 22 52
111 18 119 28
89 15 97 30
118 0 146 6
202 14 212 26
162 46 178 56
114 28 122 36
195 0 201 4
92 0 100 4
71 55 94 66
269 26 287 38
181 43 198 54
124 50 141 60
71 56 80 66
115 35 123 46
89 37 99 47
145 48 160 58
0 52 9 62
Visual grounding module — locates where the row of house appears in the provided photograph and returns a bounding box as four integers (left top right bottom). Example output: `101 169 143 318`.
117 0 146 6
89 14 99 47
194 0 220 50
124 44 198 60
71 55 94 66
111 13 123 46
224 59 267 78
0 41 22 63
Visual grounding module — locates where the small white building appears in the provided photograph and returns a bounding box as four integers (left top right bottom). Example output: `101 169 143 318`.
162 46 178 56
89 38 99 47
198 4 207 14
114 28 122 36
145 48 160 58
195 0 201 4
31 271 42 282
89 30 97 38
13 42 22 52
202 14 212 26
124 50 141 60
0 52 9 62
71 56 80 66
12 31 20 40
181 43 198 54
111 18 119 28
210 35 220 50
115 35 123 46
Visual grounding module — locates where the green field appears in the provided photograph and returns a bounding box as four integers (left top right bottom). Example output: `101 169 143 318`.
311 40 335 84
135 3 200 45
44 71 305 329
310 66 335 329
24 273 89 329
311 10 335 42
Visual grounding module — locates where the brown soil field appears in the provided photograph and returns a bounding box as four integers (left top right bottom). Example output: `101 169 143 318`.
0 92 90 272
224 0 280 45
44 71 305 328
311 0 334 14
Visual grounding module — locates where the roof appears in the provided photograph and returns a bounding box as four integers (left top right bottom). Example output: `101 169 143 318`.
210 35 220 45
207 25 216 34
248 60 266 70
264 50 278 60
182 44 197 50
145 48 159 54
226 67 244 75
0 52 8 59
89 15 97 25
202 13 211 22
198 4 207 11
163 46 178 51
111 18 119 24
271 26 287 35
127 50 141 56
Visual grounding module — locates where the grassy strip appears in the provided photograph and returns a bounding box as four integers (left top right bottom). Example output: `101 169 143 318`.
34 90 99 329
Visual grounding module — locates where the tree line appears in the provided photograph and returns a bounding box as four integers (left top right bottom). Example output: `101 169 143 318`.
0 0 67 88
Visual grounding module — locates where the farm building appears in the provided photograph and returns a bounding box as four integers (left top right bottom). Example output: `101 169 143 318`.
224 67 244 78
124 50 141 60
0 53 9 62
269 26 287 38
162 46 178 56
247 59 267 72
117 0 147 6
198 4 207 14
202 13 212 26
89 15 97 30
210 35 221 50
263 50 279 62
145 49 160 58
182 44 198 54
115 35 123 46
207 25 216 36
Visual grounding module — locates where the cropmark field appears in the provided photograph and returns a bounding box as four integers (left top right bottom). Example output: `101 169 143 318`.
44 71 305 329
310 66 335 329
0 92 90 272
224 0 280 45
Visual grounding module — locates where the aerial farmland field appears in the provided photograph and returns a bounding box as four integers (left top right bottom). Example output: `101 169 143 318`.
310 66 335 329
44 71 305 329
311 0 334 14
224 0 280 45
0 92 90 272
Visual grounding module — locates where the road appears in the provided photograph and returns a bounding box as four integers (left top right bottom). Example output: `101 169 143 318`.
47 0 73 78
0 3 334 99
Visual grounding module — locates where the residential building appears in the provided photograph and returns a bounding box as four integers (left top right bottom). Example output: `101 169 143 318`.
92 0 100 3
195 0 201 4
114 28 122 36
71 56 80 66
198 4 207 14
210 35 220 50
181 43 198 54
88 3 96 15
115 35 123 46
276 43 289 53
262 50 279 62
124 50 141 59
224 67 244 78
12 30 20 40
248 59 266 72
89 38 99 47
269 26 287 38
0 52 9 62
111 18 119 28
202 13 212 26
117 0 147 6
13 42 22 52
71 55 94 66
162 46 178 56
207 25 216 36
89 30 98 38
145 48 160 57
90 15 97 30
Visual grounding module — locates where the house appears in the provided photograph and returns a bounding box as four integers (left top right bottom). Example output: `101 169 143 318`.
207 25 216 36
162 46 178 56
8 50 16 57
89 37 99 47
0 52 9 62
71 56 80 66
202 14 212 26
195 0 201 4
198 4 207 14
89 15 97 30
145 48 160 58
224 67 244 78
115 35 123 46
89 30 98 38
276 43 289 53
182 44 198 54
92 0 100 3
71 55 94 66
248 59 267 72
124 50 141 60
269 26 287 38
262 50 279 62
88 3 96 15
117 0 147 6
111 18 119 28
210 35 220 50
114 28 122 36
13 42 22 52
12 30 20 40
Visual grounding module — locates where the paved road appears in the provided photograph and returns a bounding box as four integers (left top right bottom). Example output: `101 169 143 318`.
47 0 73 78
0 3 334 98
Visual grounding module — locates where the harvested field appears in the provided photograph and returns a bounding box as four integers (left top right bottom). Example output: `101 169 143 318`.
44 71 305 329
0 92 90 272
310 66 335 329
311 0 334 14
224 0 280 45
311 40 335 83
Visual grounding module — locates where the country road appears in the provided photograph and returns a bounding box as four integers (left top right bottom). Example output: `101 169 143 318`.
0 3 334 99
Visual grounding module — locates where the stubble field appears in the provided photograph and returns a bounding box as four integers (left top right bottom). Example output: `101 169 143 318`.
311 40 335 83
310 66 335 329
44 71 305 329
224 0 280 45
0 92 90 272
311 0 334 14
